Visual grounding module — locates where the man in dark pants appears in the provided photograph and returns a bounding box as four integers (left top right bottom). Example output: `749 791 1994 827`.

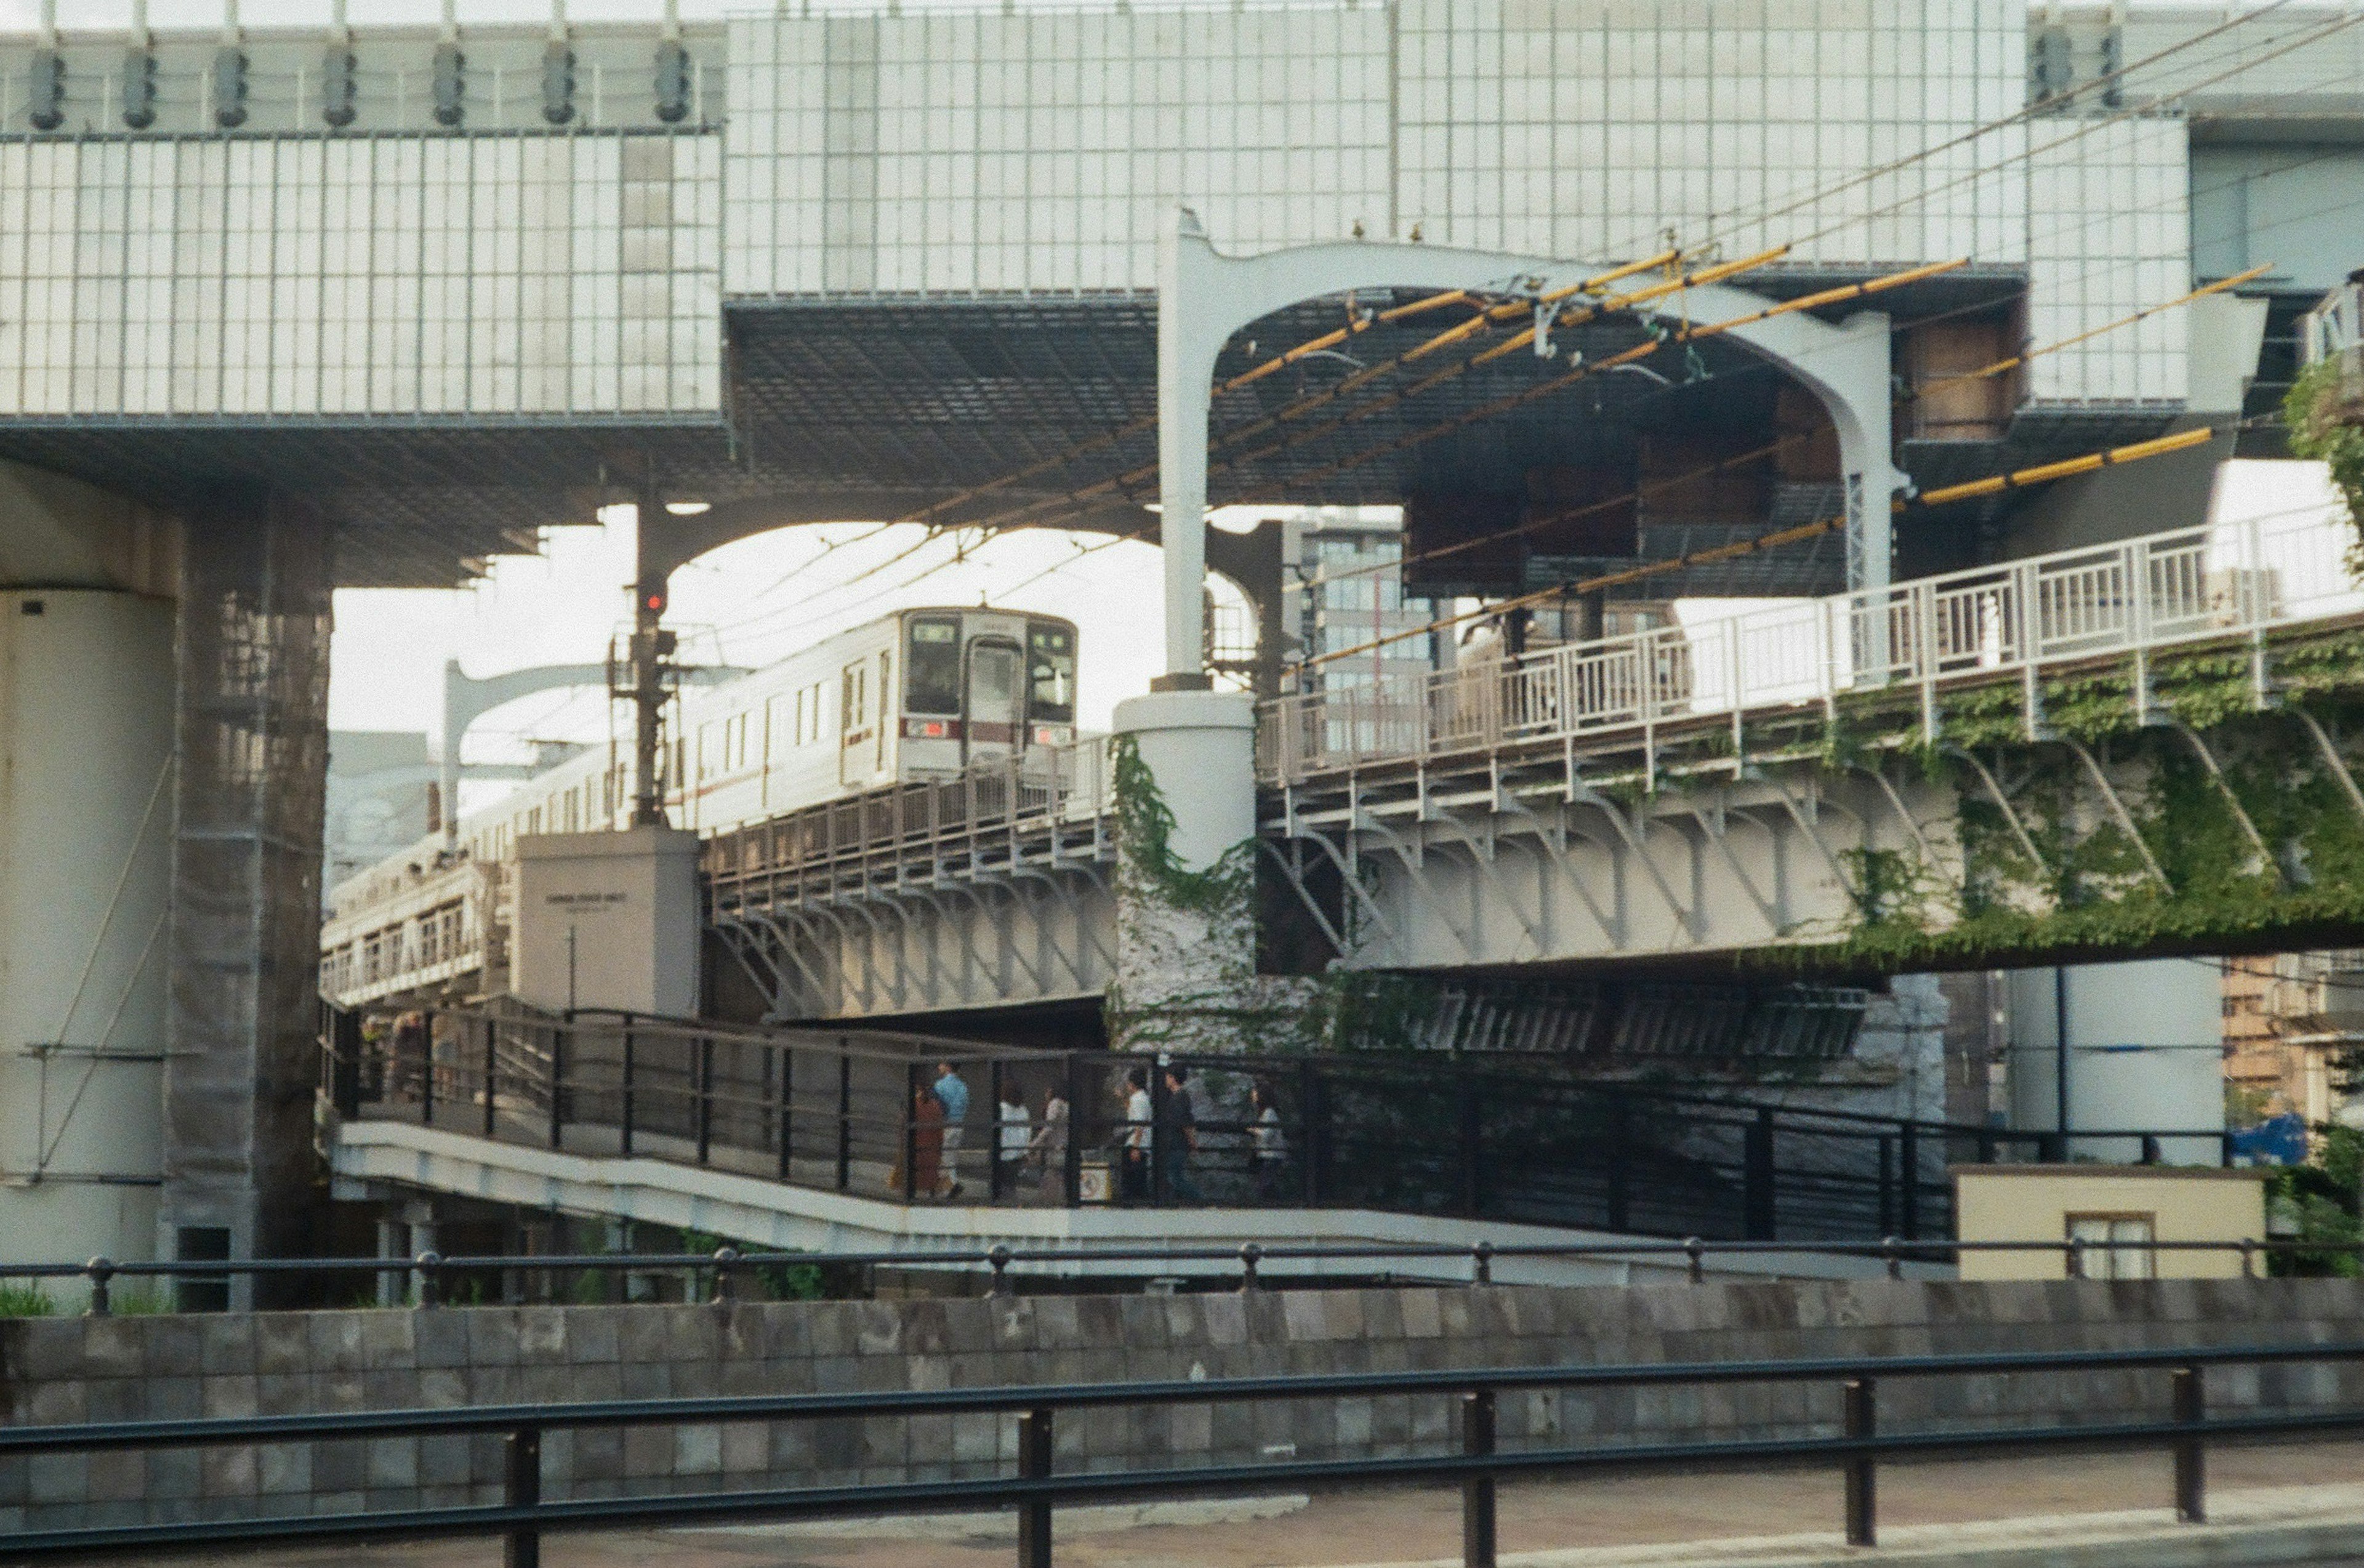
1158 1064 1201 1202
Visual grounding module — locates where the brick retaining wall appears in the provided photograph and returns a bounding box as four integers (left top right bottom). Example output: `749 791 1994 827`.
4 1278 2362 1532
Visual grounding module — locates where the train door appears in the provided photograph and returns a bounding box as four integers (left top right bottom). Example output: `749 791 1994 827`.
838 658 870 787
962 637 1025 768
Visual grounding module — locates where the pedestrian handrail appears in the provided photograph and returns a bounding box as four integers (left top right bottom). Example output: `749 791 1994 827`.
6 1340 2362 1562
316 1002 2242 1244
1258 506 2361 782
0 1232 2335 1313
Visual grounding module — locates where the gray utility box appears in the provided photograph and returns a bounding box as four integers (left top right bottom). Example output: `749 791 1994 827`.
510 826 701 1018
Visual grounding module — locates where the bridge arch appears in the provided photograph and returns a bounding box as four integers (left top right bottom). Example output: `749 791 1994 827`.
1151 211 1900 681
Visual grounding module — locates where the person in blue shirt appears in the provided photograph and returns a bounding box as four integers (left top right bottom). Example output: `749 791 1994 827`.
932 1061 970 1199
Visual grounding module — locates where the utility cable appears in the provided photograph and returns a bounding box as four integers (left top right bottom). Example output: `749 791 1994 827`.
934 250 1771 544
704 12 2329 640
885 255 1676 537
1295 262 2278 598
891 260 2271 627
1606 0 2305 265
1783 10 2364 257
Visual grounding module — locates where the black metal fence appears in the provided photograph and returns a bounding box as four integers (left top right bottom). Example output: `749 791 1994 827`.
5 1341 2362 1566
2 1234 2329 1318
322 1003 2235 1244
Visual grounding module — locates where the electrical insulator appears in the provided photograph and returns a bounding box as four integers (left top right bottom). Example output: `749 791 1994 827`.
541 41 576 125
432 42 465 127
654 39 691 124
322 49 358 128
121 49 157 129
28 50 64 132
212 47 250 129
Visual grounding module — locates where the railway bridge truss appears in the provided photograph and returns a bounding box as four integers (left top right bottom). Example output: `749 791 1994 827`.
1258 504 2364 976
700 748 1122 1023
333 504 2364 1026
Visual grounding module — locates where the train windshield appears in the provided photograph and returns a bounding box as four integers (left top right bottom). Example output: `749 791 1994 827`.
906 617 962 714
1027 623 1075 724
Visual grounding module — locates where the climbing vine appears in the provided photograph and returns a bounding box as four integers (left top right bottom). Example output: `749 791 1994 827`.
2286 356 2364 546
1109 733 1253 913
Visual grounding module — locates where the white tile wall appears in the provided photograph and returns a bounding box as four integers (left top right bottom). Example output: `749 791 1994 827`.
0 129 721 418
2026 115 2189 404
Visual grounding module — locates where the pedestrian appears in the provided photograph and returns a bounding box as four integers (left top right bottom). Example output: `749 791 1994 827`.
1119 1068 1152 1201
1030 1085 1071 1199
1250 1080 1290 1202
1159 1064 1202 1202
932 1060 969 1199
996 1080 1032 1195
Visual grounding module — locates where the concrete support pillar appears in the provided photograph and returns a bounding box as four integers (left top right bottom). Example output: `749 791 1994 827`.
1108 690 1259 1053
0 459 182 1302
2006 960 2226 1165
1823 311 1898 599
160 489 334 1303
0 589 175 1297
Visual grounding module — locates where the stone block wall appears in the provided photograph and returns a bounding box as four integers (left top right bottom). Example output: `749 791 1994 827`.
4 1278 2362 1532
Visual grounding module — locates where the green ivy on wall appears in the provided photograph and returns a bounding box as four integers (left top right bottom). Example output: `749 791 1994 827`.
2286 356 2364 546
1109 733 1253 913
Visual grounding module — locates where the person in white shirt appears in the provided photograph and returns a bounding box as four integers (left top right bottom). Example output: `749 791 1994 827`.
1250 1080 1290 1202
1119 1068 1152 1201
1029 1089 1070 1199
996 1084 1031 1196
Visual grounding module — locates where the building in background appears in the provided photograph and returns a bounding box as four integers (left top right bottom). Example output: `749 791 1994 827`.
2221 952 2358 1127
1287 507 1440 696
323 733 441 896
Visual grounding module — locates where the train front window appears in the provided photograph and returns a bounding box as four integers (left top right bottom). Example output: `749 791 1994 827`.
1027 624 1075 724
907 617 961 714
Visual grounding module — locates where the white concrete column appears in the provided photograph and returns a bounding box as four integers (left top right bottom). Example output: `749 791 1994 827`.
1156 210 1221 686
1827 311 1898 598
0 588 175 1296
1110 689 1258 1053
2006 960 2225 1165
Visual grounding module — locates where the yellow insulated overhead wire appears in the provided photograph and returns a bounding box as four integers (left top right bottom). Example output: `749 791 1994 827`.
888 253 1680 536
1265 256 1969 499
1962 263 2275 383
1295 423 2232 671
1304 263 2280 597
942 249 1747 539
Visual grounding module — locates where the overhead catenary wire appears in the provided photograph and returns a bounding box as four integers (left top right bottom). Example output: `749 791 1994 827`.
704 256 1710 639
1293 262 2279 598
934 249 1779 544
1780 9 2364 257
794 0 2327 592
885 252 1682 537
1603 0 2307 264
750 259 2280 643
698 7 2333 648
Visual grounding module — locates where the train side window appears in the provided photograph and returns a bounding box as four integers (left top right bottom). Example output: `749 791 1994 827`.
1028 622 1076 724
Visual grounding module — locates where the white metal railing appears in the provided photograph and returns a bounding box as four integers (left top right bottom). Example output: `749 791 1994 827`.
2301 279 2362 367
1258 508 2362 784
701 734 1118 901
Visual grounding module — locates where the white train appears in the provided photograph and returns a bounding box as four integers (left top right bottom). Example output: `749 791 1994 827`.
321 606 1079 1005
